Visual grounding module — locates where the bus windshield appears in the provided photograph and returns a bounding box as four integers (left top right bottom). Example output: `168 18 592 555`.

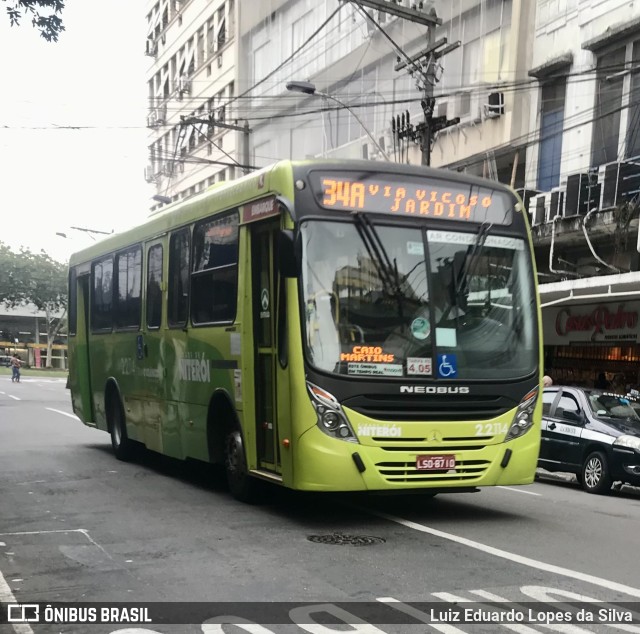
300 220 537 380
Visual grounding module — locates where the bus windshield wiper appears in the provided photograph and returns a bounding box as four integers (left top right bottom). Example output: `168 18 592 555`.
456 221 493 298
353 213 404 312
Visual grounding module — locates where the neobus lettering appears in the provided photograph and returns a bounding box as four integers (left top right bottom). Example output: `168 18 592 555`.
400 386 470 394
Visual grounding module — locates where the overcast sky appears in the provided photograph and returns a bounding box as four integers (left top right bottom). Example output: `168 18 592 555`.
0 0 153 263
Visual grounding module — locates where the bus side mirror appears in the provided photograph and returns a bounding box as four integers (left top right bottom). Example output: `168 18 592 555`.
278 229 299 277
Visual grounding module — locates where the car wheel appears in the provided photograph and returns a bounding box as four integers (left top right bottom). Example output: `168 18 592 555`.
109 397 134 461
225 429 260 503
581 451 612 495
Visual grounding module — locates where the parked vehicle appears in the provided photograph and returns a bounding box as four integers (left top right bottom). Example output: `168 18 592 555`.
539 386 640 494
0 355 12 367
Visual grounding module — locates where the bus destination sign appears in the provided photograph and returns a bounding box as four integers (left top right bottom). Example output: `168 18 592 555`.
309 172 512 224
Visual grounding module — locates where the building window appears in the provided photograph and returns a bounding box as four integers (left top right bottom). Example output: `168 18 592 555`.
538 79 566 191
592 46 625 167
626 41 640 159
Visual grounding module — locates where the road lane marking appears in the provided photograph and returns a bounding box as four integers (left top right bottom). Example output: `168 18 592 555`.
8 395 20 401
497 486 542 496
0 528 112 559
45 407 79 420
367 509 640 598
0 569 34 634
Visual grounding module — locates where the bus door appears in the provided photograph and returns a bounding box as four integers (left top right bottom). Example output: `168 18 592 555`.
74 274 94 422
250 219 288 474
137 239 165 453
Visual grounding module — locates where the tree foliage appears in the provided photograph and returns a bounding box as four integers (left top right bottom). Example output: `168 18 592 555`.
0 242 67 367
4 0 65 42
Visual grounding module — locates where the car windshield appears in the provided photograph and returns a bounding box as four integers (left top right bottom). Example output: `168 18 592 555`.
299 220 538 380
587 391 640 424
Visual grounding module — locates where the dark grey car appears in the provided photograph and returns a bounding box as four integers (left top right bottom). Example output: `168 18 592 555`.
539 386 640 494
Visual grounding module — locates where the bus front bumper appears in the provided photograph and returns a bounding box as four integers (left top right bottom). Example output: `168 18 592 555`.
292 425 540 492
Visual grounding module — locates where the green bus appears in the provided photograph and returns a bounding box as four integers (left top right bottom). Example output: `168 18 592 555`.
67 159 542 501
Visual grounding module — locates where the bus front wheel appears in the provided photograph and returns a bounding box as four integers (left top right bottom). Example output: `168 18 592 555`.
225 429 259 503
109 396 134 461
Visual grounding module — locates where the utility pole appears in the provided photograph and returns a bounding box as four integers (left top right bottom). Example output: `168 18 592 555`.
179 116 254 174
342 0 460 166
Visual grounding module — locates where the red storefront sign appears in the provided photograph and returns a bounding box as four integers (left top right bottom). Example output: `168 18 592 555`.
550 303 639 343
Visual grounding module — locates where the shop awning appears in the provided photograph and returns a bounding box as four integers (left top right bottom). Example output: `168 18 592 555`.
539 271 640 308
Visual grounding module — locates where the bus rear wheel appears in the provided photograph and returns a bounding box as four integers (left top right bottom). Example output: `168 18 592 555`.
225 429 259 503
109 396 134 461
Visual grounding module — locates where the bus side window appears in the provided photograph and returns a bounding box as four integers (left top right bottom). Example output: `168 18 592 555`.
168 229 190 327
191 212 239 324
146 244 163 329
91 256 114 332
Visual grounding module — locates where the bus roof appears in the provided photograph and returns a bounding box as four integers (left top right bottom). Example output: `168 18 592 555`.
68 159 516 268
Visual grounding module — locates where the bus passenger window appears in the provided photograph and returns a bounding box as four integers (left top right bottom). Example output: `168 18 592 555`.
146 244 163 329
91 256 114 331
168 229 190 327
191 212 239 324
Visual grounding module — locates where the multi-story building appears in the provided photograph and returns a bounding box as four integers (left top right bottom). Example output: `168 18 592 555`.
525 0 640 388
143 0 640 389
144 0 241 212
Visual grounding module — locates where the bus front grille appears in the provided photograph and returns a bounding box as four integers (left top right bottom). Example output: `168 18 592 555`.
375 459 490 482
344 394 514 422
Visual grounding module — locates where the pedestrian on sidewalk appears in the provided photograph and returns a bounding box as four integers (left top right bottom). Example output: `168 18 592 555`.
11 353 21 383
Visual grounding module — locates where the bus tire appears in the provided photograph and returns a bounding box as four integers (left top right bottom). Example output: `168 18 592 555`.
225 428 259 503
581 451 612 495
108 396 134 461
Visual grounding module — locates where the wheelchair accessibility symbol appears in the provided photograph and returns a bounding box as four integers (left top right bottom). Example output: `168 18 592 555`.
437 353 457 378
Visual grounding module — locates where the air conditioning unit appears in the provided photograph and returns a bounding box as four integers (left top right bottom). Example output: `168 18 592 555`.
434 100 448 119
564 172 601 216
146 106 166 128
529 193 547 226
144 166 157 183
145 39 157 57
549 187 565 220
597 160 640 209
515 188 540 217
448 92 471 120
484 92 505 118
178 75 191 95
162 161 174 177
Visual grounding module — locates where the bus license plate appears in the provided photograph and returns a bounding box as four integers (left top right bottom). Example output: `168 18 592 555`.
416 455 455 471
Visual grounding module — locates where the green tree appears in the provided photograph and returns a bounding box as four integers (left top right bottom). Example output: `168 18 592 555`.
0 242 67 367
4 0 65 42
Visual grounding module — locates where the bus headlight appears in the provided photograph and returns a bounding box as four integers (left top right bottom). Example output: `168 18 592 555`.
505 387 538 442
306 381 358 443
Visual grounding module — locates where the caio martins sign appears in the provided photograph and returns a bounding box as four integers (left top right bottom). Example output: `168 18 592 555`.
546 302 640 344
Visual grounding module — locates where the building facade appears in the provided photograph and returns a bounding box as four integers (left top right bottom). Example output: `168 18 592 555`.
526 0 640 389
143 0 640 390
0 304 67 369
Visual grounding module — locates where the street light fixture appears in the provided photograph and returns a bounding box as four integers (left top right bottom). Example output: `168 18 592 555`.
286 80 391 161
